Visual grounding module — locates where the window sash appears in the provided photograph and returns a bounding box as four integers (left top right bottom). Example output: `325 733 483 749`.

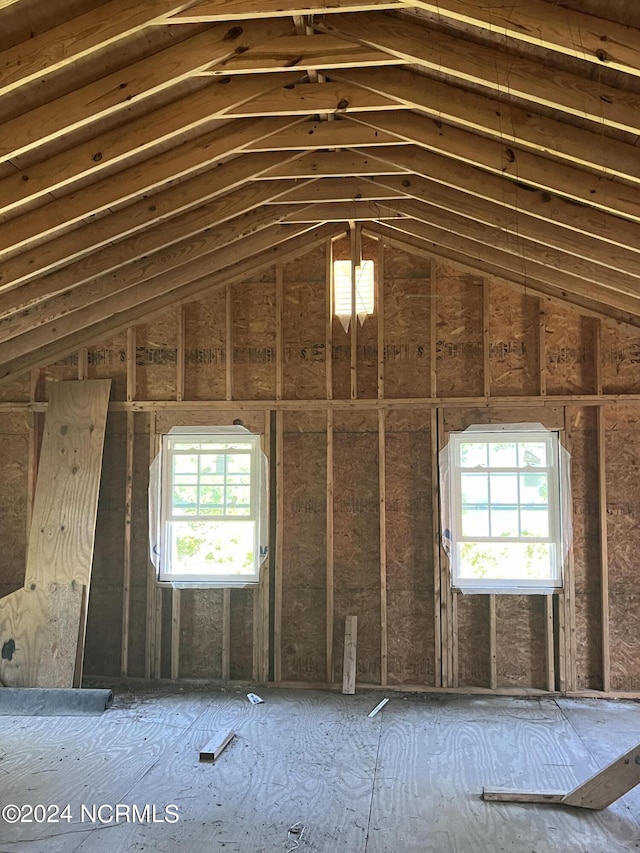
159 434 261 582
449 431 562 588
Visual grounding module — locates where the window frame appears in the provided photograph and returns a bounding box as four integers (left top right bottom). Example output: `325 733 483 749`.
447 429 564 593
158 432 263 586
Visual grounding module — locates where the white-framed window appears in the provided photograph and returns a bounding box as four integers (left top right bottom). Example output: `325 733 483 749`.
333 258 375 331
443 428 569 592
155 431 266 586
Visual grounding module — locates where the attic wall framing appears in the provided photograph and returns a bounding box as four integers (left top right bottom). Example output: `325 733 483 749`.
3 238 640 695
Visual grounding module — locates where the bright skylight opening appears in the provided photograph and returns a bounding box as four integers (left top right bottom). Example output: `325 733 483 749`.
333 259 375 330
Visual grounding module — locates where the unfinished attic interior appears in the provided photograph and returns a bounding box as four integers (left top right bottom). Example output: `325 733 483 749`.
3 0 640 849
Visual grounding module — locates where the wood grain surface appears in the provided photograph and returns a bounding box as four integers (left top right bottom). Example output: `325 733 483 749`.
2 688 639 851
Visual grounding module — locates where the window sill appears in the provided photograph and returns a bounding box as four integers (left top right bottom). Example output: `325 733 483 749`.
157 579 260 590
452 586 561 595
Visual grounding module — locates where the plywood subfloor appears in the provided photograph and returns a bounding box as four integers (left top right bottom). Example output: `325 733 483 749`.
1 688 640 852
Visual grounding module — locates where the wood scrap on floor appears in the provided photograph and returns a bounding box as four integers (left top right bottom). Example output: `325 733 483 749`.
199 730 235 762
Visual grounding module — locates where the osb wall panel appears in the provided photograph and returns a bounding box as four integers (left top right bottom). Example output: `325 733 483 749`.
135 309 179 401
282 246 326 401
488 282 538 396
601 320 640 394
229 589 254 681
435 263 483 397
495 596 546 689
85 413 126 677
331 312 351 399
0 414 29 600
456 595 490 687
281 411 327 682
180 590 224 679
232 280 276 400
357 314 378 399
545 306 595 395
383 244 431 399
568 407 601 690
333 410 381 685
0 371 30 403
385 411 434 685
183 288 227 401
87 332 127 401
604 405 640 691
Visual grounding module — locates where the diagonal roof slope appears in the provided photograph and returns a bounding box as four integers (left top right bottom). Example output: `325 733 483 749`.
1 0 639 382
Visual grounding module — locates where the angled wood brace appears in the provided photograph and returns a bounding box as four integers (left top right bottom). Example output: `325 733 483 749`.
483 743 640 810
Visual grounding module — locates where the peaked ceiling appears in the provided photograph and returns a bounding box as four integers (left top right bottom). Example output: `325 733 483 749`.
1 0 640 383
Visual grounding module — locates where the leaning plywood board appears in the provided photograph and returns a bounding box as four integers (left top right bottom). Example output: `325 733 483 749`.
0 380 111 688
0 584 84 688
24 380 112 588
483 742 640 810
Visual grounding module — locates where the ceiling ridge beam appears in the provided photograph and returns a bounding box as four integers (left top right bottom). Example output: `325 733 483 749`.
168 1 403 22
318 12 640 136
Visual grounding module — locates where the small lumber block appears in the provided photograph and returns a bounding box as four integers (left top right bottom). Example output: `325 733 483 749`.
199 730 235 762
482 790 564 804
342 614 358 695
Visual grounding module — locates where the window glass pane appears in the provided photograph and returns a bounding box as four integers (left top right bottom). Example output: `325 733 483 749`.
226 485 251 515
518 442 547 467
172 486 197 513
520 472 548 504
227 453 251 475
460 473 488 504
461 508 489 537
490 508 519 537
198 486 224 512
173 454 197 474
489 472 518 505
226 474 250 486
459 442 487 468
520 507 549 537
488 442 517 467
169 520 256 576
199 453 224 475
457 541 553 582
